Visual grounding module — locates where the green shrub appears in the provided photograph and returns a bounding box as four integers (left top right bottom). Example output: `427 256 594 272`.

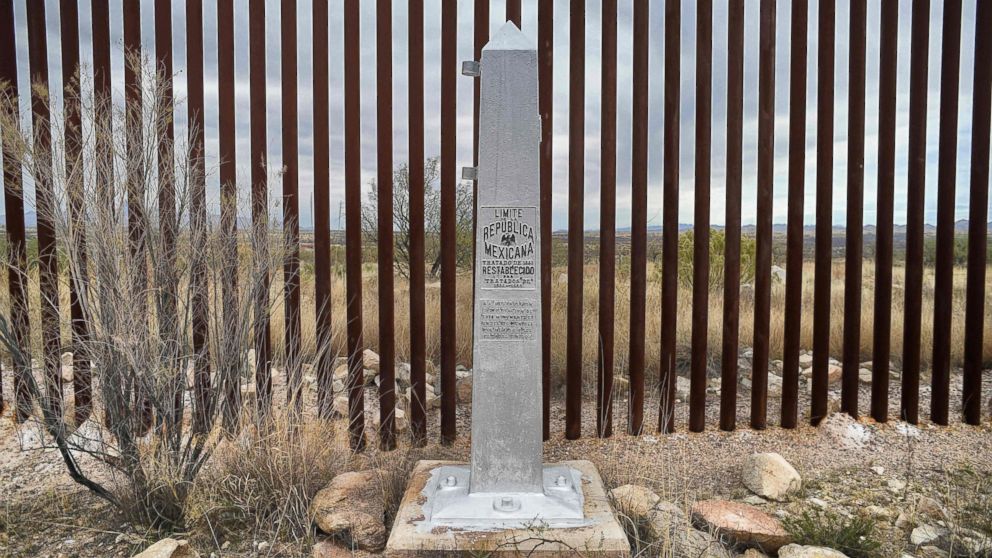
782 508 882 558
677 229 756 290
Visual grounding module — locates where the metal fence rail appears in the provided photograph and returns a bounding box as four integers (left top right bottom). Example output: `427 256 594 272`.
0 1 989 447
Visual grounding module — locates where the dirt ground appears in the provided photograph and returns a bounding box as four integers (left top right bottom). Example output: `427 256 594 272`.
1 364 990 557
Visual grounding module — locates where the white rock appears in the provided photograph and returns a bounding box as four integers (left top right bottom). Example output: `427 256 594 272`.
887 478 907 493
363 349 380 372
676 376 691 400
798 353 814 367
858 368 873 384
767 373 783 397
132 538 198 558
910 524 948 546
778 544 849 558
742 453 802 501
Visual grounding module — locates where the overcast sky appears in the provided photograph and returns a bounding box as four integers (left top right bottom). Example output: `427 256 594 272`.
7 0 991 230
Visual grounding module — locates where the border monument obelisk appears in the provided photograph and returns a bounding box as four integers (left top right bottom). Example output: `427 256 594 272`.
386 22 628 555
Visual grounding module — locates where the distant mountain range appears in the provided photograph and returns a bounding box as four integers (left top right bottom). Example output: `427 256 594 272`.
2 212 990 237
603 220 992 235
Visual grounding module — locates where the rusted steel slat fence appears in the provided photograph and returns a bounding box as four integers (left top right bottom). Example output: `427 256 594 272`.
1 1 990 445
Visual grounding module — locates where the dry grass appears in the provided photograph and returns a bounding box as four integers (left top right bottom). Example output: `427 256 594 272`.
3 246 990 393
265 257 992 391
186 413 351 551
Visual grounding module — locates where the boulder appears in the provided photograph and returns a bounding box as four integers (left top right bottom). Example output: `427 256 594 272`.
778 544 849 558
827 364 843 385
914 496 946 520
363 349 380 372
690 500 791 552
132 538 198 558
372 408 408 433
456 372 473 404
608 485 662 518
395 362 412 386
742 453 802 501
819 412 872 449
858 368 873 384
798 353 813 367
671 528 733 558
910 524 948 546
331 396 349 419
767 373 783 397
310 471 387 552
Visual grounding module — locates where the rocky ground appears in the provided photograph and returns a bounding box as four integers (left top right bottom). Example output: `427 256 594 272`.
0 348 990 557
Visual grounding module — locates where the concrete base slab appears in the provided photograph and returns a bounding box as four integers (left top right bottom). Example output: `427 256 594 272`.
385 460 631 557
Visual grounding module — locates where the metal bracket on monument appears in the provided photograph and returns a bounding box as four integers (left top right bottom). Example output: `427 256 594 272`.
419 464 587 530
461 60 481 77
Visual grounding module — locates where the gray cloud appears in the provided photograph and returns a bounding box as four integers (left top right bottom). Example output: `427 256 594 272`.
6 0 990 230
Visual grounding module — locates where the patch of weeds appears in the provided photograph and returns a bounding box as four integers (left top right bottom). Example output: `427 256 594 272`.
0 503 15 542
944 465 992 536
366 448 418 531
782 508 882 558
614 510 658 557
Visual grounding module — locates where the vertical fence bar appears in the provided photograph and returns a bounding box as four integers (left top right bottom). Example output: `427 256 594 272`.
902 0 929 425
61 0 92 425
0 0 30 422
566 0 585 440
931 1 962 426
313 0 332 420
376 0 396 450
408 0 427 444
628 0 647 436
27 0 63 419
124 0 153 432
472 0 488 352
752 0 776 431
811 0 835 426
690 0 712 434
218 0 240 427
597 0 617 438
660 0 680 434
963 0 991 426
249 0 271 415
92 0 115 425
842 0 866 419
312 0 331 415
872 0 898 424
282 0 303 413
440 0 458 445
721 0 744 432
781 0 808 429
343 0 366 450
155 0 179 426
187 0 212 434
506 0 521 27
538 0 553 441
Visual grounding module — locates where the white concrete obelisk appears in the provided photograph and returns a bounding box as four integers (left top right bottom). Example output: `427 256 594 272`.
469 21 544 496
